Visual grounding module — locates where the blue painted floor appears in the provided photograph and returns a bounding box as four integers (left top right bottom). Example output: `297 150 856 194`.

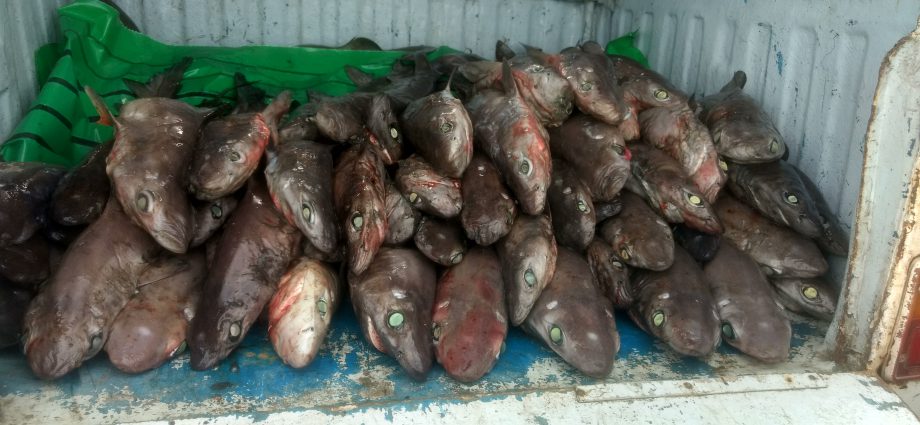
0 305 829 419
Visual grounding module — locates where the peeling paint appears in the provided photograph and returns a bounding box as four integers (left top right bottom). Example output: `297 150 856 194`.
0 308 836 424
860 393 908 412
116 374 915 425
837 18 920 373
775 47 785 75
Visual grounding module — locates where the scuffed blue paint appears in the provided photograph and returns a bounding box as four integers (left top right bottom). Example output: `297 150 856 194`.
859 394 907 412
0 305 829 419
790 320 820 348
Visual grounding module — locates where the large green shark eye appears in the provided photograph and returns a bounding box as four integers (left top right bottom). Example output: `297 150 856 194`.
576 198 589 213
450 251 464 264
783 192 799 205
652 310 665 327
580 81 593 92
229 150 242 162
387 311 405 329
519 158 532 176
619 247 631 261
210 204 223 219
170 341 187 357
301 203 313 223
769 139 780 153
653 88 670 101
802 286 819 300
389 125 399 140
439 122 453 133
523 269 537 288
136 191 153 213
228 321 242 342
408 192 419 204
317 298 328 317
432 324 442 341
686 192 703 207
549 325 564 345
351 213 364 230
89 333 103 353
718 158 729 171
721 323 736 340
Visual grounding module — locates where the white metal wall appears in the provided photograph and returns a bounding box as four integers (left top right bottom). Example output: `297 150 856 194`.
111 0 613 56
610 0 919 251
0 0 69 149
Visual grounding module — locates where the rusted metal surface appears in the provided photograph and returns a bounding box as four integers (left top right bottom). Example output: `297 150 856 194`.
125 373 917 425
887 260 920 380
832 16 920 372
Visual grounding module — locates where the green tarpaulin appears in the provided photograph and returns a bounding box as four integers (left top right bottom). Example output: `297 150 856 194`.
1 0 647 167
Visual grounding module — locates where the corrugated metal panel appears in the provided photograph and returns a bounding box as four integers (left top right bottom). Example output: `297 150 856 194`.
608 0 920 260
0 0 69 146
113 0 605 53
0 0 612 141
